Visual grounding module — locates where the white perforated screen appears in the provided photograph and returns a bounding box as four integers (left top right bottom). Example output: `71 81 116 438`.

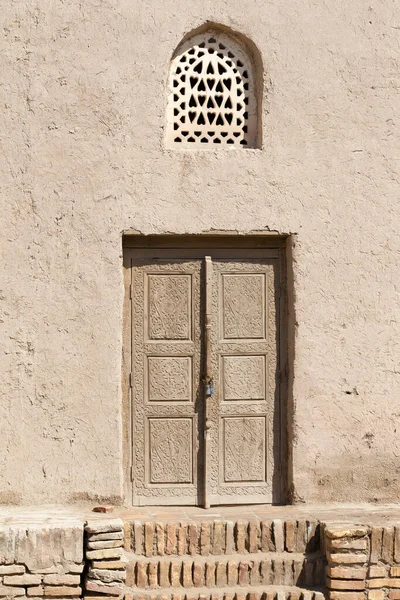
167 31 258 148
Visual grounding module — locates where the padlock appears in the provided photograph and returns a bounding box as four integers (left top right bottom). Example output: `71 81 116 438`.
205 383 215 396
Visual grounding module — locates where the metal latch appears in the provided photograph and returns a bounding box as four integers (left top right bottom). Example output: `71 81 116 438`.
205 376 214 397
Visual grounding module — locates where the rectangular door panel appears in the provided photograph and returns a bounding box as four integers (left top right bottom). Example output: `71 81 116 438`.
146 356 193 403
221 272 267 339
148 417 193 484
222 354 266 401
222 416 267 482
147 273 193 340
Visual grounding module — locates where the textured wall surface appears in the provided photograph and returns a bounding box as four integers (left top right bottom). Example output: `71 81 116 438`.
1 0 399 504
0 523 83 597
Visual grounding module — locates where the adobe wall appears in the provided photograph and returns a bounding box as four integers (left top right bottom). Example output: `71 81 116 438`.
1 0 399 504
0 523 83 597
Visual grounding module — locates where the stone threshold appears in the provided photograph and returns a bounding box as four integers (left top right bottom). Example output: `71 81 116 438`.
1 504 400 527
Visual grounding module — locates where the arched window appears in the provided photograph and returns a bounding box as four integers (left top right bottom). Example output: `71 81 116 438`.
166 29 259 148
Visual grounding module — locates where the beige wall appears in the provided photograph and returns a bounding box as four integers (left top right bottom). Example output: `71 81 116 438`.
1 0 399 505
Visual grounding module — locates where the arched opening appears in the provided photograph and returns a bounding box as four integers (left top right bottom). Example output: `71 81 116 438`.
166 25 262 148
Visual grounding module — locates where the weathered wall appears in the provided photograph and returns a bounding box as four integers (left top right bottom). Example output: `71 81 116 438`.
1 0 399 504
0 523 83 597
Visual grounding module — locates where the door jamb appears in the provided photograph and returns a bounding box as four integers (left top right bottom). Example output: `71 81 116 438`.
122 234 290 506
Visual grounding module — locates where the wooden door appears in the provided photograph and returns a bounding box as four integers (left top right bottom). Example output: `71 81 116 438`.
129 246 282 506
205 258 279 505
131 259 202 506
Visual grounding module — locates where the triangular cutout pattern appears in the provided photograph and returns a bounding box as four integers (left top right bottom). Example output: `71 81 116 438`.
167 31 257 147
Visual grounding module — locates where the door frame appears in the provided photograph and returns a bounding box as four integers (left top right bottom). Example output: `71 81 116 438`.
122 233 290 506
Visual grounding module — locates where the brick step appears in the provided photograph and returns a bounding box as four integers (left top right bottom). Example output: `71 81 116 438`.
124 520 321 558
123 554 325 589
120 585 326 600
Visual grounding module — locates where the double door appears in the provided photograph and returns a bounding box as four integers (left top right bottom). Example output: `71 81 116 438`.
128 246 283 506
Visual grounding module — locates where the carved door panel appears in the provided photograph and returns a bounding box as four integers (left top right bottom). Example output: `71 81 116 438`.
131 259 202 506
205 259 279 505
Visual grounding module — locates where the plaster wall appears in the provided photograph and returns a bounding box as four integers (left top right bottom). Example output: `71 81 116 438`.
1 0 399 504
